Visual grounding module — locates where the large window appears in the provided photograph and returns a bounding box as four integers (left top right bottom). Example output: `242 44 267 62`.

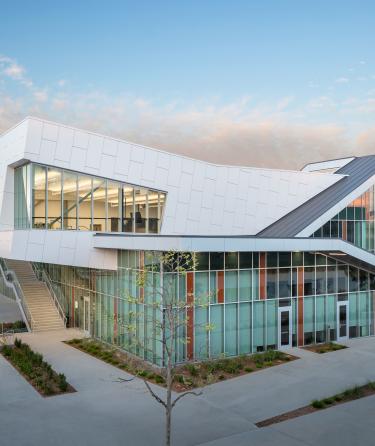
62 171 77 230
32 165 46 228
134 187 148 233
107 181 121 232
78 175 92 230
47 168 62 229
312 184 375 253
92 178 106 231
14 164 31 228
15 163 167 233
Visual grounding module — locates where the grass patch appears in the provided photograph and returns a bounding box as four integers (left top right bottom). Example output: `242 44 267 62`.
65 337 296 393
1 338 75 397
304 342 347 354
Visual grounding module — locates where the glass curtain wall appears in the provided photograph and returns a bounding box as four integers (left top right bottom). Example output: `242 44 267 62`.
32 164 46 228
62 171 77 230
92 178 106 231
47 168 62 229
312 184 375 253
36 250 375 366
78 175 92 230
14 163 31 228
107 181 121 232
15 163 166 233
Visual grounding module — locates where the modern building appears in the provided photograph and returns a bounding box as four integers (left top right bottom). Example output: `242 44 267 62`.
1 116 375 365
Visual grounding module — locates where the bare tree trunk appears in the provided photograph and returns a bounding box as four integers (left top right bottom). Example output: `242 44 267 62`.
166 350 172 446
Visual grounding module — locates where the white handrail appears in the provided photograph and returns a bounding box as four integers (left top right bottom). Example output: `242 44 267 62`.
0 260 32 332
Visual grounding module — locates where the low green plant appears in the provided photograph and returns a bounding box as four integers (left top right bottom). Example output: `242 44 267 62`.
154 374 165 384
2 340 72 396
137 370 149 378
244 367 253 373
186 364 198 377
311 399 325 409
58 373 68 392
174 374 184 384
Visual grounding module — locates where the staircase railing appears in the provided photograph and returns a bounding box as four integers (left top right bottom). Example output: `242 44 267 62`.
31 264 67 327
0 259 32 332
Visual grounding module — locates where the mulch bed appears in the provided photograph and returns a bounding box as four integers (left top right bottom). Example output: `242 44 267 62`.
1 341 75 397
303 342 347 354
65 337 298 393
256 382 375 428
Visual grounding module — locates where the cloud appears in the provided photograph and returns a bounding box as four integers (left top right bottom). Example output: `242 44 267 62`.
33 89 48 102
1 54 375 171
335 77 349 84
0 55 33 87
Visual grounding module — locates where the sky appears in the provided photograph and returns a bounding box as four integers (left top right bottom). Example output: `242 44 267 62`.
1 0 375 169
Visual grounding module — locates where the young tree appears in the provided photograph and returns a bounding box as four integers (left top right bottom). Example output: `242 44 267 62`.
118 250 210 446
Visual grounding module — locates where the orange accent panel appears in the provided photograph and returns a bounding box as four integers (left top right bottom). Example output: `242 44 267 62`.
217 271 224 303
140 251 144 269
186 272 194 360
259 253 266 299
297 267 304 346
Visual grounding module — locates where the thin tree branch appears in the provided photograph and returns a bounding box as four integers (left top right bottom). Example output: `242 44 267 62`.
171 390 203 408
143 379 167 409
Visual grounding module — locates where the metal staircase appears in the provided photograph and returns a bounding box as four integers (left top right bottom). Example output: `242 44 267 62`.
3 260 66 332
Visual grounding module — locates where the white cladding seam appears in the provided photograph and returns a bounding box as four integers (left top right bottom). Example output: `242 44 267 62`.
0 117 342 237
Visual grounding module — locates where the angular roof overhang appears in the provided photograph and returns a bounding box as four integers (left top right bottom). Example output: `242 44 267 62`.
93 233 375 274
258 156 375 238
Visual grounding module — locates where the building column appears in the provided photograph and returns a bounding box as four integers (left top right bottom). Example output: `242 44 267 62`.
71 287 75 327
114 297 118 342
187 272 194 360
297 267 304 346
259 252 266 299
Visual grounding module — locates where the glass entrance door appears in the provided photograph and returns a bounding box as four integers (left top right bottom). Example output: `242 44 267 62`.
278 307 292 349
83 296 90 335
337 301 348 341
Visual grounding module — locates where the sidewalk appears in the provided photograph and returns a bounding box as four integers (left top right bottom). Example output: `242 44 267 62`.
2 330 375 445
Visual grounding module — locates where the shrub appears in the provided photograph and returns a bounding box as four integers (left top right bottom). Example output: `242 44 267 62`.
323 398 334 405
14 338 22 348
186 364 198 377
58 373 68 392
2 345 11 357
174 374 184 384
311 399 325 409
244 367 253 373
154 374 165 384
